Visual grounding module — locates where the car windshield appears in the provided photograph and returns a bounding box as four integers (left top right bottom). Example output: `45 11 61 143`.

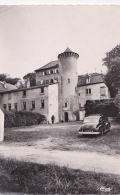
84 116 99 124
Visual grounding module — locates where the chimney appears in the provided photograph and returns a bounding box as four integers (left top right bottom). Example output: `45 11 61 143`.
26 78 30 88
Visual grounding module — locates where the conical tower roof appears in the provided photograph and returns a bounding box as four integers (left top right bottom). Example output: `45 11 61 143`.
58 47 79 59
64 47 72 52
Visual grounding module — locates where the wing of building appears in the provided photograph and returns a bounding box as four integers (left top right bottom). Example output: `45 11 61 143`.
78 73 110 107
0 48 110 123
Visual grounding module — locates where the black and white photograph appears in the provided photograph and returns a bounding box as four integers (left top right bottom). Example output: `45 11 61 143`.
0 2 120 194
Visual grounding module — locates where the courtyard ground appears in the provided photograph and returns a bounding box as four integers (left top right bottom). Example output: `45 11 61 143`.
0 118 119 175
4 118 120 155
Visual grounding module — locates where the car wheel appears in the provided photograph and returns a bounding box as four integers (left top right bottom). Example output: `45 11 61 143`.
101 129 104 136
108 125 111 131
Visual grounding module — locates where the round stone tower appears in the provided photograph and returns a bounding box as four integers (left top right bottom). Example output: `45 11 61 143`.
58 47 79 122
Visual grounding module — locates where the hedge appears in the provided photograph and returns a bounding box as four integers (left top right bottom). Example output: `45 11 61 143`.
85 100 119 117
3 110 46 128
116 114 120 122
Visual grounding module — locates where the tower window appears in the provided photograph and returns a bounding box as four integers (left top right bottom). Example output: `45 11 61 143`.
41 100 44 109
23 102 26 110
65 103 67 108
79 93 80 96
32 101 35 109
68 79 70 83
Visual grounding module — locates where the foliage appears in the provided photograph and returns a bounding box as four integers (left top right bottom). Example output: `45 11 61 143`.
23 72 36 86
5 77 20 85
114 91 120 111
0 158 120 194
85 100 118 117
0 73 8 81
116 114 120 122
3 110 46 128
0 73 20 85
103 45 120 97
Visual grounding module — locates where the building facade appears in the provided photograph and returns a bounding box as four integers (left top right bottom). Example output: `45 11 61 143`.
0 48 110 123
77 73 110 107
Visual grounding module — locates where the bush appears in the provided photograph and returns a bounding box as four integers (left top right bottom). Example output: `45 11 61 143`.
85 100 119 117
3 110 46 128
116 114 120 122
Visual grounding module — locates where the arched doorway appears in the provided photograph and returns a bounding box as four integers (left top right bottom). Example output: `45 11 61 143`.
64 112 68 122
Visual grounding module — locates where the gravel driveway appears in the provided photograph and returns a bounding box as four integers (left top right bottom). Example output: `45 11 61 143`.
0 143 120 175
2 119 120 175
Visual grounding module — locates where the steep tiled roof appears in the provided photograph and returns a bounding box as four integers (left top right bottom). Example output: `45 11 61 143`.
35 60 59 72
78 73 104 86
0 82 17 92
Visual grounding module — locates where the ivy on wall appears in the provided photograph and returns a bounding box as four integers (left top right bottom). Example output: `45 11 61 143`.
85 100 118 117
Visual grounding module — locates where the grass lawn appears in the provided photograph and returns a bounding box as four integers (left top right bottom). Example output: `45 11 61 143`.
4 119 120 155
0 158 120 194
1 120 120 193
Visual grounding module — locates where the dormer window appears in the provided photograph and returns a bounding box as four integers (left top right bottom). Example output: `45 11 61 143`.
86 75 90 84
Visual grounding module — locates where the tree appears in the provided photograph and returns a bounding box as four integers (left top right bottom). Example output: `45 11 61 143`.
5 77 20 85
23 72 36 86
0 73 20 85
0 74 7 81
103 45 120 98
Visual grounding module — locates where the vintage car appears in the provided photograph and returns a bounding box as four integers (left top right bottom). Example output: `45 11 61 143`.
79 115 110 136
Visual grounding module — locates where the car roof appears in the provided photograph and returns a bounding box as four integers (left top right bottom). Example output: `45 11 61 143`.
85 115 101 118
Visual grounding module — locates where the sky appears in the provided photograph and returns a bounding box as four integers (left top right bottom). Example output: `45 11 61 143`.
0 5 120 79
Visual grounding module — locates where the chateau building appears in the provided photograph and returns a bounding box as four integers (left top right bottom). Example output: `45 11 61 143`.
0 48 110 123
77 73 110 107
